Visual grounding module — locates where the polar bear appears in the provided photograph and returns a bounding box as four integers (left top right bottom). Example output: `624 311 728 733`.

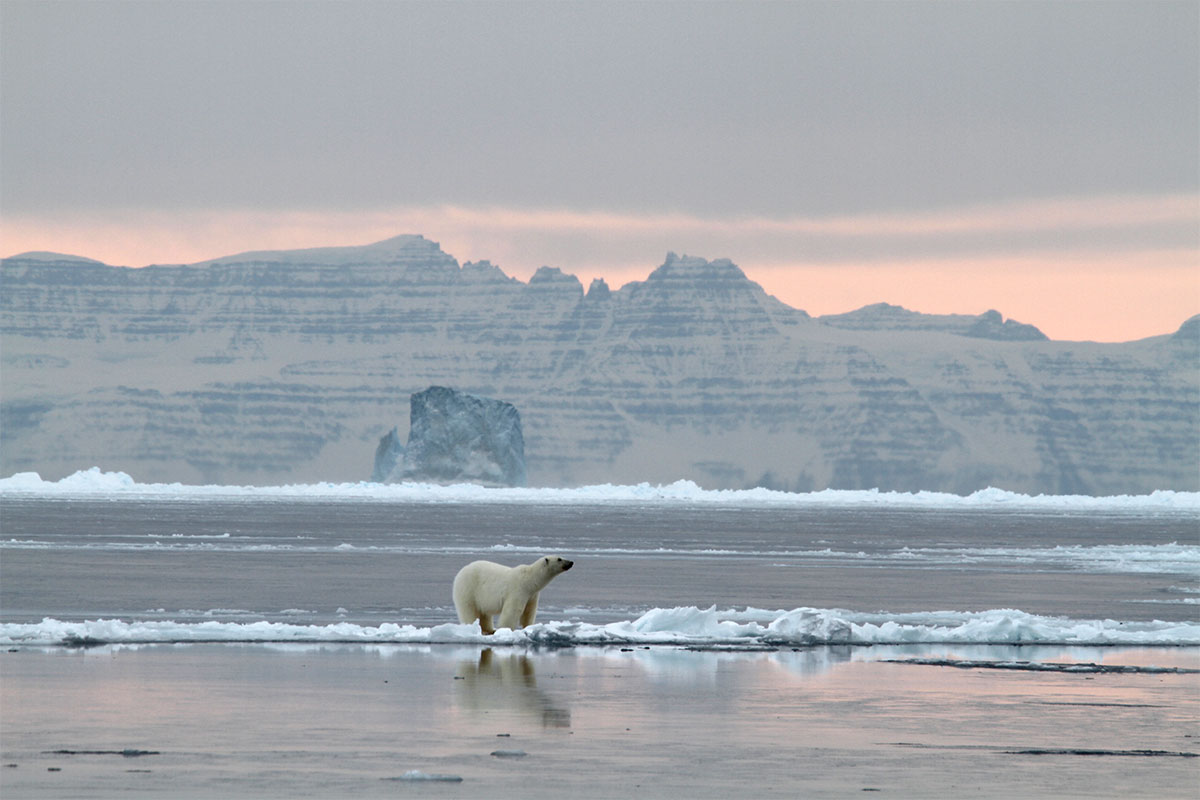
453 556 574 634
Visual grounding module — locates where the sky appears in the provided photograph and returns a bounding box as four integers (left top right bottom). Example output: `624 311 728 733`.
1 0 1196 342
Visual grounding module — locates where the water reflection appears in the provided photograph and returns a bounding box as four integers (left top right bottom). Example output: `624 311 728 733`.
454 648 571 728
5 641 1194 799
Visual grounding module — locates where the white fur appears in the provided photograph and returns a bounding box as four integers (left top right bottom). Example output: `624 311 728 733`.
452 556 573 634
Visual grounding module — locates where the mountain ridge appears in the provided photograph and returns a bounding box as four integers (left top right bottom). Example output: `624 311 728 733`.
2 236 1195 493
8 237 1192 342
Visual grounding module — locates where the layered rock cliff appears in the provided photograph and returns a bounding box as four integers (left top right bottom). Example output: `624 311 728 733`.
2 235 1196 494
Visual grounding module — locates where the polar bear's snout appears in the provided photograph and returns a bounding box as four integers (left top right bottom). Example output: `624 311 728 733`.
562 559 574 571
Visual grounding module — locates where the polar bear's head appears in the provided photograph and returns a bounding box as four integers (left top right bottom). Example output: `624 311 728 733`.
538 555 574 575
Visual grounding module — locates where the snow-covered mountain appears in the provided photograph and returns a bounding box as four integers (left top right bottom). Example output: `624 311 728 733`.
2 235 1196 493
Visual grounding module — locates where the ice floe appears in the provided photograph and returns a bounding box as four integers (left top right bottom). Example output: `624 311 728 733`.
3 606 1196 648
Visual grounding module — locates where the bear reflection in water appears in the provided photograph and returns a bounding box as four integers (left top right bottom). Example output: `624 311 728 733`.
454 649 572 729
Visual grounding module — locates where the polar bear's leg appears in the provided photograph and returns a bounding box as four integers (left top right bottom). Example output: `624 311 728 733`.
457 598 495 634
519 593 539 628
453 569 476 624
497 598 524 630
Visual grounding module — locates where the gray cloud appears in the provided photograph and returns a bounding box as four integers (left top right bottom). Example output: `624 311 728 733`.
2 0 1196 219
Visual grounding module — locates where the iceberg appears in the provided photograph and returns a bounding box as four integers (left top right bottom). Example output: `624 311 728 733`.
370 427 405 484
378 386 526 487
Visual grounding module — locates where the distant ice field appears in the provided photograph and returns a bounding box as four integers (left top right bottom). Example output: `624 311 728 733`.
4 468 1199 511
2 469 1197 650
3 536 1194 576
4 469 1197 576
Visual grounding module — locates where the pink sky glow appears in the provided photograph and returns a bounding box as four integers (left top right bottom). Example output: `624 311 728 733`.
3 194 1196 343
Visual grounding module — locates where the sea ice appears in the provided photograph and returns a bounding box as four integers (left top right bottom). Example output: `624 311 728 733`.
3 606 1196 648
384 770 463 782
3 467 1198 512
